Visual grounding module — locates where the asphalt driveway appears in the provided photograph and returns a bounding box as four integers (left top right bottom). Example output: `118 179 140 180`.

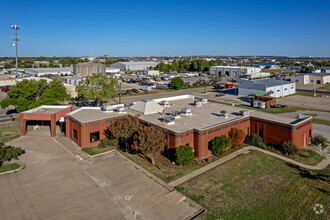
0 136 200 219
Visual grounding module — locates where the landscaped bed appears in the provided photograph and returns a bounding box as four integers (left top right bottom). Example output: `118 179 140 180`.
176 150 329 220
0 163 20 173
82 145 116 156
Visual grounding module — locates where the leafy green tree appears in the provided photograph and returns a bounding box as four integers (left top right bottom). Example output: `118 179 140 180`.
210 135 232 156
0 79 70 113
170 60 179 72
175 145 194 165
105 116 140 151
133 126 167 164
0 145 24 166
155 62 169 72
170 77 185 90
76 73 119 106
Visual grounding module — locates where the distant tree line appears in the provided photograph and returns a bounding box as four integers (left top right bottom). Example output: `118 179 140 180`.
155 59 224 73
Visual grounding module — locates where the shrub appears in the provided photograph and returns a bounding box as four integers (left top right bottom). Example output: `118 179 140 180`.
245 134 267 149
210 135 232 156
312 134 327 148
98 137 110 148
277 141 298 155
228 127 246 149
109 138 119 148
175 145 194 166
0 146 24 166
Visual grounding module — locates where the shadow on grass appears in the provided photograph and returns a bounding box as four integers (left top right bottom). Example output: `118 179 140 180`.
285 163 329 183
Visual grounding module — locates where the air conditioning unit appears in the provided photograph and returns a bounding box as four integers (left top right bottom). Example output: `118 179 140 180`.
164 115 175 124
240 110 249 116
102 105 113 112
160 100 170 107
194 100 203 107
220 110 228 118
200 98 208 104
181 108 192 115
171 110 181 118
115 106 126 113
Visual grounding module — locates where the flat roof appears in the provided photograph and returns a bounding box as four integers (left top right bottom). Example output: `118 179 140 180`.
23 105 71 114
65 95 311 132
246 78 293 87
211 66 259 69
25 67 73 73
118 62 158 66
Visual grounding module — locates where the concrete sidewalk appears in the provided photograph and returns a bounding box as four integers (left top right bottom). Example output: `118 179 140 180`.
169 146 330 187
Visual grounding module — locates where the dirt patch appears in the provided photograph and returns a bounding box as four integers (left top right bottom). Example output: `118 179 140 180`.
239 174 283 204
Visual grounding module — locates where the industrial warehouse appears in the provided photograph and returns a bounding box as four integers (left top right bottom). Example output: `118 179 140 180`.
20 95 313 159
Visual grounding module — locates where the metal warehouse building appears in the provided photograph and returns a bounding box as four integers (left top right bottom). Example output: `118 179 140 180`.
20 95 312 159
110 61 158 71
73 63 106 76
210 66 269 79
239 79 296 98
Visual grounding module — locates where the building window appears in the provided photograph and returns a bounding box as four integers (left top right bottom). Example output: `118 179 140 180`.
277 90 280 92
246 127 249 135
309 130 312 138
73 129 78 140
90 131 100 143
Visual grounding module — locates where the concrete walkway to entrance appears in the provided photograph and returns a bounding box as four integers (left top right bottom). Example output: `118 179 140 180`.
169 146 330 187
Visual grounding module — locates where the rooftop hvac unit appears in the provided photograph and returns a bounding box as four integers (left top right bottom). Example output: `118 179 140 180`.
160 100 170 107
240 110 249 116
200 98 208 104
171 110 181 118
115 106 126 113
220 110 228 118
102 105 113 112
124 102 133 108
181 108 192 115
194 100 203 107
164 115 175 124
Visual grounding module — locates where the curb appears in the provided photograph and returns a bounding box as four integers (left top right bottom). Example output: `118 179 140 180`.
0 162 25 176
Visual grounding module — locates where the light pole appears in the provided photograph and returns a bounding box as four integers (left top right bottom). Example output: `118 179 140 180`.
11 24 20 75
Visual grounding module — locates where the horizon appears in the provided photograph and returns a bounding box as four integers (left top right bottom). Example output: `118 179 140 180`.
1 0 330 57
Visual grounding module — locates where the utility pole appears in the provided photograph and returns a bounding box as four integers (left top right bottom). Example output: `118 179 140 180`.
11 24 20 75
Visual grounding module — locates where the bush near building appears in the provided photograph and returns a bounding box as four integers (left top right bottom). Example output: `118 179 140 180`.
210 135 232 156
245 134 267 149
276 141 298 155
0 144 24 166
312 134 327 148
228 127 246 149
175 145 194 166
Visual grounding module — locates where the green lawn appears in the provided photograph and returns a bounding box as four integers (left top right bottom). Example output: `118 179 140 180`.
121 151 218 183
0 115 21 144
313 118 330 126
176 150 329 220
293 149 325 166
318 84 330 91
0 163 20 173
82 145 116 156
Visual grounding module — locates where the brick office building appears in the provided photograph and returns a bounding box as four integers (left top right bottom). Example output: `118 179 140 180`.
20 95 313 159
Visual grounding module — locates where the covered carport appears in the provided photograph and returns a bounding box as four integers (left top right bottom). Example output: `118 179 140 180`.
20 105 72 137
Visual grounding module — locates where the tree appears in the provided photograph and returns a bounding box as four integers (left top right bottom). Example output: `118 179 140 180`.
133 126 167 164
76 73 119 106
170 77 185 90
0 79 70 113
175 145 194 165
105 116 140 151
155 62 169 72
170 60 179 72
210 135 232 156
228 127 246 149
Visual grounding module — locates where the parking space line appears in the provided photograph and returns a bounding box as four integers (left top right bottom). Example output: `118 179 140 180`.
2 194 36 206
120 180 151 195
134 190 168 210
3 206 39 219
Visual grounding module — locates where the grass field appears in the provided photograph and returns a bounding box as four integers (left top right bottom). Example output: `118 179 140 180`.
0 115 21 144
293 149 325 166
313 118 330 126
0 163 20 173
176 150 329 220
318 84 330 91
82 145 116 155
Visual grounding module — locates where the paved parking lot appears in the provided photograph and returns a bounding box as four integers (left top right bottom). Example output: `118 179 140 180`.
1 136 201 220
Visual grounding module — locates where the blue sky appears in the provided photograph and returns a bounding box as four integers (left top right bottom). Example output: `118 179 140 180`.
0 0 329 57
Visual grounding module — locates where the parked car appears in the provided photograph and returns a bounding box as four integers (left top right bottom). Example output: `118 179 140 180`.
214 84 224 90
1 86 10 92
131 89 139 93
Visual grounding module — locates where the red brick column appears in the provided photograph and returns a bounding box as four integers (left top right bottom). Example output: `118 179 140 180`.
65 117 71 138
50 115 56 137
20 114 26 136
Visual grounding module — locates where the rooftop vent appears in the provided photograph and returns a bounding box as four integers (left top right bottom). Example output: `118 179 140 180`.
194 100 203 107
220 110 228 118
200 98 208 104
171 110 181 118
164 115 175 124
102 105 113 112
240 110 249 117
160 100 170 107
115 106 126 114
181 108 192 115
124 102 134 108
